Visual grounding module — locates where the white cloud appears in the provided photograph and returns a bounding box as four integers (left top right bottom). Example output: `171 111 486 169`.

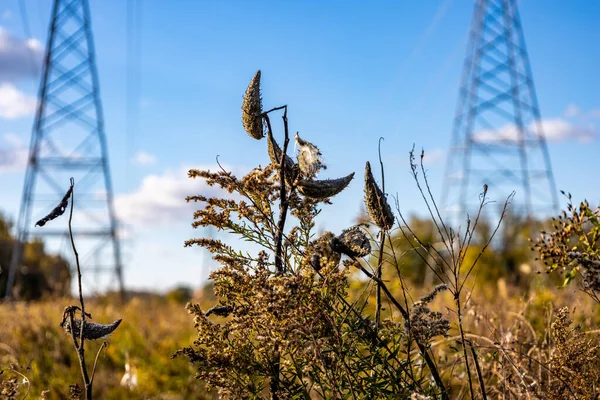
563 104 581 118
475 118 595 144
422 148 445 166
0 9 12 20
535 118 594 142
114 165 242 227
131 150 157 166
0 83 36 119
562 104 600 122
0 27 43 81
0 132 28 172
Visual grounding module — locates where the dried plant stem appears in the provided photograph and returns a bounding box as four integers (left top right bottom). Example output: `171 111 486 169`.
270 349 281 400
5 366 30 398
90 342 108 384
375 137 385 327
67 178 93 400
263 106 289 400
469 341 487 400
351 257 448 399
267 106 290 275
375 232 385 326
456 295 475 399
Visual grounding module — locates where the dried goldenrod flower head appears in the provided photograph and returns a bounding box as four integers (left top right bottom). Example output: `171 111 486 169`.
295 132 326 179
405 284 449 344
241 70 264 140
267 130 298 185
297 173 354 200
62 319 122 340
330 225 371 258
364 161 394 230
302 232 341 271
417 283 448 304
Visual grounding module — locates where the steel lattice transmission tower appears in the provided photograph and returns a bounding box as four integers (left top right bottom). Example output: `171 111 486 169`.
441 0 559 224
5 0 124 298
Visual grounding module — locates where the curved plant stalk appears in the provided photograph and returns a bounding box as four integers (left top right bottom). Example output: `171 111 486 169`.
38 178 117 400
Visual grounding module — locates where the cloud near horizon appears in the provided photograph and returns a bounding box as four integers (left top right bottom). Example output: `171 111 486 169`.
475 117 596 144
114 164 244 227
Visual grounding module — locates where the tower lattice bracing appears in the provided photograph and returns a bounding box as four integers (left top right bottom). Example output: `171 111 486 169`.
5 0 124 298
441 0 558 225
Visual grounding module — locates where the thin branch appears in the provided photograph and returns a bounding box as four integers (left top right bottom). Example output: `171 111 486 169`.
418 148 454 260
375 137 385 326
4 366 31 399
469 341 488 400
455 295 475 400
349 256 448 399
67 178 92 400
262 105 287 115
90 342 108 385
458 192 514 294
273 106 290 274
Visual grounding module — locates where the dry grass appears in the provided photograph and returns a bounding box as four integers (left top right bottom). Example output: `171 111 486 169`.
0 295 213 399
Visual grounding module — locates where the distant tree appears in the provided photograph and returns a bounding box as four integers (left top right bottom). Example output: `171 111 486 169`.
0 211 71 300
165 285 193 304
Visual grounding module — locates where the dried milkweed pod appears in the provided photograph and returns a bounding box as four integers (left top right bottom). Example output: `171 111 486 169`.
295 132 326 179
35 183 73 227
364 161 394 230
331 225 371 258
62 318 122 340
241 70 264 140
297 173 354 200
302 232 341 271
267 130 298 185
205 305 234 317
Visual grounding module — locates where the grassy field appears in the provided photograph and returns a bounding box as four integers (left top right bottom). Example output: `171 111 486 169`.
1 279 599 399
0 294 214 399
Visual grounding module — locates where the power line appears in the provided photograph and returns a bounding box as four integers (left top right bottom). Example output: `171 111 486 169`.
17 0 39 78
126 0 142 190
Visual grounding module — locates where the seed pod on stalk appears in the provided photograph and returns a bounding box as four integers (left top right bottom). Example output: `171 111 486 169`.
62 319 122 340
331 225 371 258
267 130 298 185
242 70 264 140
297 173 354 200
295 132 326 179
364 161 394 230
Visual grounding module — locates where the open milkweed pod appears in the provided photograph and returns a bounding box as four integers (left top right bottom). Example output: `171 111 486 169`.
241 70 264 140
295 132 326 179
63 319 122 340
364 161 394 230
302 232 341 272
267 130 298 185
297 173 354 200
330 226 371 258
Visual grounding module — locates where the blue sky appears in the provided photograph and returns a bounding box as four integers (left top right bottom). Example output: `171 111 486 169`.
0 0 598 292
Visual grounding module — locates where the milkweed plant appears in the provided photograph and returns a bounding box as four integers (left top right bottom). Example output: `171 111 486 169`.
174 70 519 400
